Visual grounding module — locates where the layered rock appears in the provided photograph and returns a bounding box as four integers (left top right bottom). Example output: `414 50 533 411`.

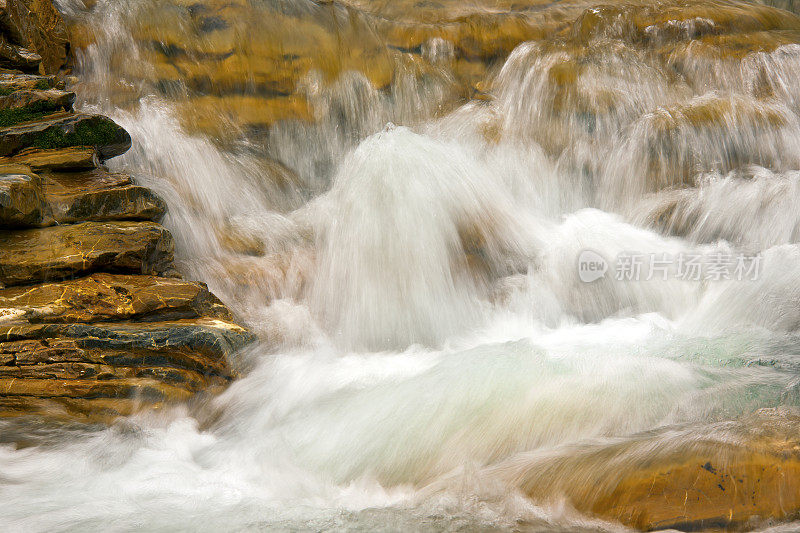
0 276 251 422
0 73 252 420
62 0 800 143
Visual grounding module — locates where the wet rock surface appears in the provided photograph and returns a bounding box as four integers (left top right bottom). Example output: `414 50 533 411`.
0 220 176 286
504 407 800 531
0 3 252 423
8 0 800 530
0 112 131 159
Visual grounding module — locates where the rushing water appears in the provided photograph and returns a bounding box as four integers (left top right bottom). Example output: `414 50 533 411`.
5 0 800 531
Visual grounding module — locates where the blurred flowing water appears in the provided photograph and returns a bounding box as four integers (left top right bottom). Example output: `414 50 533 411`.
4 0 800 530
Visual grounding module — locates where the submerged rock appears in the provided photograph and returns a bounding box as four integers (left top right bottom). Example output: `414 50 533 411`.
504 408 800 531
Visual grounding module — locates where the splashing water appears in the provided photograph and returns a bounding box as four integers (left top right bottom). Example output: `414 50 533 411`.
6 0 800 531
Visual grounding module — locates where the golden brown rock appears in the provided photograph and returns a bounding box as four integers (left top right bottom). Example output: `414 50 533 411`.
0 273 233 323
4 146 97 169
0 220 175 286
0 316 254 421
3 0 69 74
41 168 167 223
502 408 800 531
0 166 43 226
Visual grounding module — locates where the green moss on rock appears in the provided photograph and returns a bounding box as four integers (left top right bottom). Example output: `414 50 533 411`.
0 113 132 160
0 101 54 127
30 118 124 150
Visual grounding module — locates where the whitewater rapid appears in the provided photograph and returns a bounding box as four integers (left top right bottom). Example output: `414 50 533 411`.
4 0 800 531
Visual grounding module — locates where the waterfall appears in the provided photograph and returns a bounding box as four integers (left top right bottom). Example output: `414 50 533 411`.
4 0 800 531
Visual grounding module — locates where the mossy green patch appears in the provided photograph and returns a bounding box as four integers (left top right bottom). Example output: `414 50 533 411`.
30 117 124 150
34 79 50 91
0 101 57 127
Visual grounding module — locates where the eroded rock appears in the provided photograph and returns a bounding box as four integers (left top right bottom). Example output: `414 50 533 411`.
2 0 69 74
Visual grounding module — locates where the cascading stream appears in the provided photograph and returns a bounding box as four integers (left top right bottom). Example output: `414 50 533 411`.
4 0 800 531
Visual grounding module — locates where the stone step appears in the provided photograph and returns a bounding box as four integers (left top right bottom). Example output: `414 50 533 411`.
0 89 77 128
0 220 175 286
0 334 232 378
0 88 74 110
0 165 167 227
0 313 253 421
0 319 252 364
0 273 233 324
0 112 131 160
4 146 97 169
0 396 167 423
42 168 167 223
0 71 61 92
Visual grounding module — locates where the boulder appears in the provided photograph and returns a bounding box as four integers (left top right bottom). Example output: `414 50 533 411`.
0 220 175 286
0 166 43 225
42 168 167 223
0 112 132 160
